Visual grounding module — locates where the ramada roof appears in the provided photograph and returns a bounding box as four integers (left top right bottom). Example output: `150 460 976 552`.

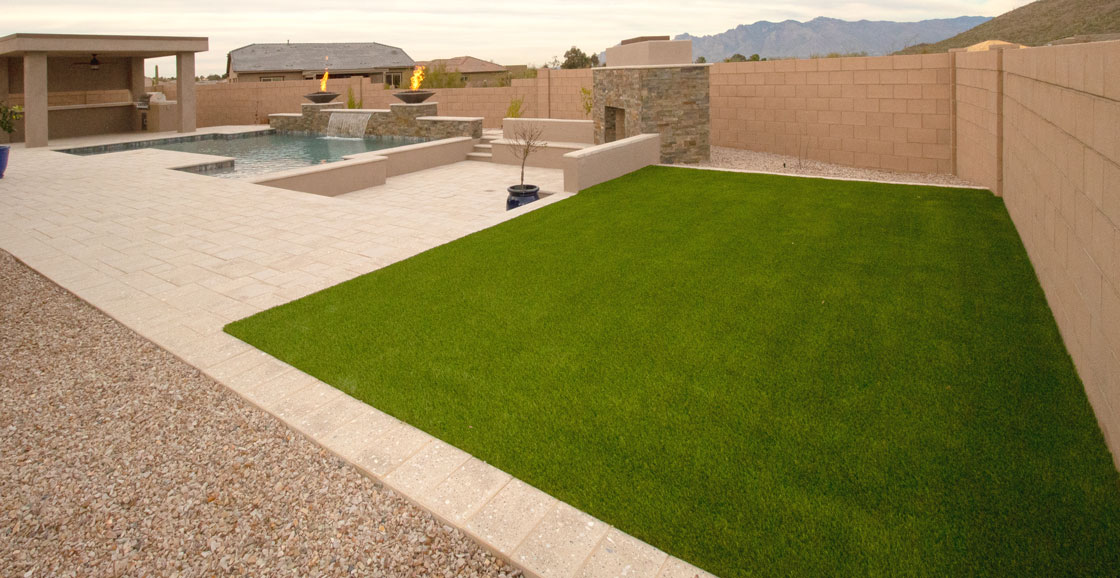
228 42 415 74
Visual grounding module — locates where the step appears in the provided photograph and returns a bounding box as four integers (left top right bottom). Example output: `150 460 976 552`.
466 152 492 161
474 143 493 151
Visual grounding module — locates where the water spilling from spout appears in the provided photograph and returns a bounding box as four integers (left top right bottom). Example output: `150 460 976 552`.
325 112 371 138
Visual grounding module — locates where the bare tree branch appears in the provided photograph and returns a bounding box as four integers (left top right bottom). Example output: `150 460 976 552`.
510 123 546 188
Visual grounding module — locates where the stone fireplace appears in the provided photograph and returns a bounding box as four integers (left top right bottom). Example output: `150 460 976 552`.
604 106 626 143
593 38 710 164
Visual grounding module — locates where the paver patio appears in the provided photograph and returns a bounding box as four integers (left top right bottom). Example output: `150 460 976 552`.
0 130 712 578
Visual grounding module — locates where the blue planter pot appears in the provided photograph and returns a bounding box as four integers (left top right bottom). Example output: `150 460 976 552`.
506 184 540 210
0 145 8 179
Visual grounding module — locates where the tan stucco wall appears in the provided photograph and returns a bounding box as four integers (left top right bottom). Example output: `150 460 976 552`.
146 101 179 132
6 56 132 93
47 104 138 138
364 137 476 177
251 156 388 196
994 41 1120 468
562 133 660 192
501 118 593 143
605 41 692 67
491 138 588 169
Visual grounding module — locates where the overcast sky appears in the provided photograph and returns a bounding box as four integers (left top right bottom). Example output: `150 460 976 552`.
7 0 1030 76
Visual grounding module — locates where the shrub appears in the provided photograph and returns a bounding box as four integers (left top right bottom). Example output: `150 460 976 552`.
506 96 525 119
420 62 466 89
346 86 363 109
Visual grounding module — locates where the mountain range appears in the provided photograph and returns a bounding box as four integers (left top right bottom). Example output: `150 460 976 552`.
897 0 1120 54
675 16 990 61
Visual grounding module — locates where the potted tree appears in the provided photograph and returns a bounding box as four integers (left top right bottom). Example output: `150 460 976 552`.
0 102 23 179
506 122 545 210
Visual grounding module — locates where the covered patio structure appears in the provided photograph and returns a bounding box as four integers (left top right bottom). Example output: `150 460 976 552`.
0 33 208 147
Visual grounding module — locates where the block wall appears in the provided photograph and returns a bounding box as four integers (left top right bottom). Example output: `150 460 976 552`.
709 54 953 174
996 41 1120 466
953 50 1002 192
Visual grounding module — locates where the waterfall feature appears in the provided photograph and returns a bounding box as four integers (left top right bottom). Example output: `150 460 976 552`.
325 112 372 138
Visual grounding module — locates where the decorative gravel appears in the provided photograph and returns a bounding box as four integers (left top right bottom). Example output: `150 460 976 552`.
682 146 978 187
0 250 516 577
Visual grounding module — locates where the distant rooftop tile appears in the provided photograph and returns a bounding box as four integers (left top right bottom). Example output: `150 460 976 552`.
229 42 415 73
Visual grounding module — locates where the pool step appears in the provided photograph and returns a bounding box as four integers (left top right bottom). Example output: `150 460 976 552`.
467 138 495 162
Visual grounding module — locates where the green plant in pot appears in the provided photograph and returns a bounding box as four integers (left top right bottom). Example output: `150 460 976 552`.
506 122 545 210
0 102 24 179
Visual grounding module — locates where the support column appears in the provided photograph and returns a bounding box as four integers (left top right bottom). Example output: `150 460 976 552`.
129 57 146 102
23 52 48 148
0 57 9 144
176 52 196 133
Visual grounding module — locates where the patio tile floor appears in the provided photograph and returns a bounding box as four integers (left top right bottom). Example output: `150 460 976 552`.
0 129 713 578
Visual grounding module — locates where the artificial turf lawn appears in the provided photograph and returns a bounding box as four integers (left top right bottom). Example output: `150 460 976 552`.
226 167 1120 576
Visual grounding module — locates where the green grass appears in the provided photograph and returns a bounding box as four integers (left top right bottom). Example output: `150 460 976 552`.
226 167 1120 576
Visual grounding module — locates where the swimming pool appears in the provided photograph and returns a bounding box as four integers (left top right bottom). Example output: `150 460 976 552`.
64 132 429 179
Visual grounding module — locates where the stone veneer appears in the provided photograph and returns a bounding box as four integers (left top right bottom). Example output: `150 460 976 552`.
592 65 710 164
269 102 483 140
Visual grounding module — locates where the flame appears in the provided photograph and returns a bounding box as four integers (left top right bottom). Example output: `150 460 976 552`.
321 55 329 91
409 65 425 90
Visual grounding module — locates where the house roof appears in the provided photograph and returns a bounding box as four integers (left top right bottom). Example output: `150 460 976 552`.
228 42 415 73
963 39 1028 52
417 56 507 74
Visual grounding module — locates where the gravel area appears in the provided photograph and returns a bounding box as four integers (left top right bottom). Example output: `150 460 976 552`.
681 146 979 188
0 250 516 577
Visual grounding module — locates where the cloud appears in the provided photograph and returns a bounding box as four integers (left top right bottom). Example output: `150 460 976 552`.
6 0 1029 74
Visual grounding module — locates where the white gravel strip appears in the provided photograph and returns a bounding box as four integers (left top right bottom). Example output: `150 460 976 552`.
0 250 519 577
678 146 981 188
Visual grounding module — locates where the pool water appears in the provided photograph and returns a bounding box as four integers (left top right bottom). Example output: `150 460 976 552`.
151 133 428 178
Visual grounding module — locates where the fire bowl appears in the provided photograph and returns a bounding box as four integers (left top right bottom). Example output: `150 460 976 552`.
303 91 340 104
393 90 435 104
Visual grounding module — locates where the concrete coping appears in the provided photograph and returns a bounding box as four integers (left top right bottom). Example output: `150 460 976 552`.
267 113 302 118
563 134 659 159
166 154 237 172
502 118 592 126
416 116 484 122
325 108 390 114
596 63 712 71
246 155 385 184
492 139 590 151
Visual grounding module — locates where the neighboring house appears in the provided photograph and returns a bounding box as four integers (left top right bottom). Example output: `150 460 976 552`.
962 39 1028 51
416 56 509 87
227 42 416 87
